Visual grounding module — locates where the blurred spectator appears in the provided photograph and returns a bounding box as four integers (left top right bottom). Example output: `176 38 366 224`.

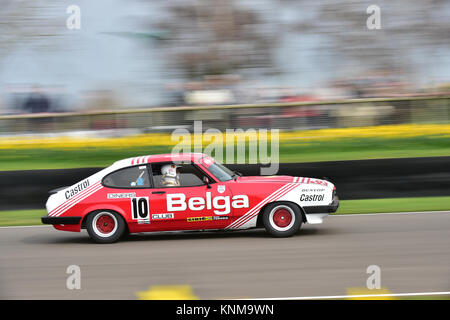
23 86 50 114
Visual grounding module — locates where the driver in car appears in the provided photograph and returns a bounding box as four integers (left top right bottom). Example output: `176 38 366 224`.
161 164 181 187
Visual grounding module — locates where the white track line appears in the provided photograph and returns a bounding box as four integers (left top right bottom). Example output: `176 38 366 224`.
0 225 51 229
242 291 450 300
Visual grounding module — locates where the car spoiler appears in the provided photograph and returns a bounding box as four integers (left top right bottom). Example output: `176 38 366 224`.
49 187 68 195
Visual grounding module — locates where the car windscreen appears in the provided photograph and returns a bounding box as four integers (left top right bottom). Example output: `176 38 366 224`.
202 159 234 182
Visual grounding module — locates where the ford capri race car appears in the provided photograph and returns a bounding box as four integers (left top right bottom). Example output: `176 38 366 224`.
42 153 339 243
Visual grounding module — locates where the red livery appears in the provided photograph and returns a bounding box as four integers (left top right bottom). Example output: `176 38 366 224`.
42 153 339 243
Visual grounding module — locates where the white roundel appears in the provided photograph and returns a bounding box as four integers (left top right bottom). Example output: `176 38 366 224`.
161 164 179 178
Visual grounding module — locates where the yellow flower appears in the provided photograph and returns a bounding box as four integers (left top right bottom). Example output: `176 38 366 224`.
0 124 449 150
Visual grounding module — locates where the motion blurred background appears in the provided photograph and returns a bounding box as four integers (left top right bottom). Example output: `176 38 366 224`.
1 0 449 127
0 0 450 213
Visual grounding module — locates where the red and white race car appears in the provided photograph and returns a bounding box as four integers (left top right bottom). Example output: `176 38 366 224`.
42 153 339 243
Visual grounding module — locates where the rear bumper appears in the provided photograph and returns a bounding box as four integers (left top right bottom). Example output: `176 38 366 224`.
303 195 340 214
41 216 82 225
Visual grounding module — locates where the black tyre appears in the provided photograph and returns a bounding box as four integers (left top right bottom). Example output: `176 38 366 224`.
86 210 126 243
262 202 302 237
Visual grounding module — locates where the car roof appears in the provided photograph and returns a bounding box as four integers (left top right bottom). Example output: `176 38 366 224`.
112 153 209 169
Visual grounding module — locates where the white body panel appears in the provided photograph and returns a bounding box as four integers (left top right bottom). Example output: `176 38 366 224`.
233 177 336 230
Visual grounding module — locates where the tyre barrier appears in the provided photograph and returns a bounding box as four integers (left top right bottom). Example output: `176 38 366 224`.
1 156 449 210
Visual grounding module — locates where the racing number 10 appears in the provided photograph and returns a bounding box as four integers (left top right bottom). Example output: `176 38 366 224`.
131 197 149 220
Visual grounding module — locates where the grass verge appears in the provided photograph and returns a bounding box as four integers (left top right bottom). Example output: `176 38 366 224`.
1 196 450 227
335 196 450 215
0 209 47 227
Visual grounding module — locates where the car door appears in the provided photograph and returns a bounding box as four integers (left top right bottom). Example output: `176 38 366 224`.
146 162 233 231
101 164 153 232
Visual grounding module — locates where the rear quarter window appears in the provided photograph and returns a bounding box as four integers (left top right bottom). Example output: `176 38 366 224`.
102 165 150 188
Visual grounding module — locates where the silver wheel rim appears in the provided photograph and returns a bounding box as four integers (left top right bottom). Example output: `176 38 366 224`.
92 212 118 238
268 205 295 232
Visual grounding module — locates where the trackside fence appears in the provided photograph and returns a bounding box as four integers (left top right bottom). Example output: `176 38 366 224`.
1 96 449 134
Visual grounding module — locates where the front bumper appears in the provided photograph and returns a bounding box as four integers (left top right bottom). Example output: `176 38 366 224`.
303 195 340 214
41 216 82 225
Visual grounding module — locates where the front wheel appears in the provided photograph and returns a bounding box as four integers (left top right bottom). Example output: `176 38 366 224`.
262 202 302 237
86 211 126 243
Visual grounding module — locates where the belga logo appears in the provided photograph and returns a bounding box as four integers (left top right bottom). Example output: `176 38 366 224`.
167 192 249 215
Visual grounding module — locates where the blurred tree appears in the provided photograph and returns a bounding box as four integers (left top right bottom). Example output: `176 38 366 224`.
279 0 450 79
149 0 280 79
141 0 450 84
0 0 61 65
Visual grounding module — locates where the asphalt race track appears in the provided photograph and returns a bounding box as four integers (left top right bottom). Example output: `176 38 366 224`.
0 212 449 299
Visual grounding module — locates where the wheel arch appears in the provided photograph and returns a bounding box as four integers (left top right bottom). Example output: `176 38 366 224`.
81 205 127 230
255 200 306 228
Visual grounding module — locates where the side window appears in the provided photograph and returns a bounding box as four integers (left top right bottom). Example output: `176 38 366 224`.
151 162 209 188
103 165 151 188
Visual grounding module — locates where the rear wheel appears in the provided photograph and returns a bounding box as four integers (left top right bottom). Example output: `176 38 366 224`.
86 211 126 243
262 202 302 237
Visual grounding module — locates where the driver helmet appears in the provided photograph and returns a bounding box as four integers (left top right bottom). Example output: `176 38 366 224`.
161 164 181 186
